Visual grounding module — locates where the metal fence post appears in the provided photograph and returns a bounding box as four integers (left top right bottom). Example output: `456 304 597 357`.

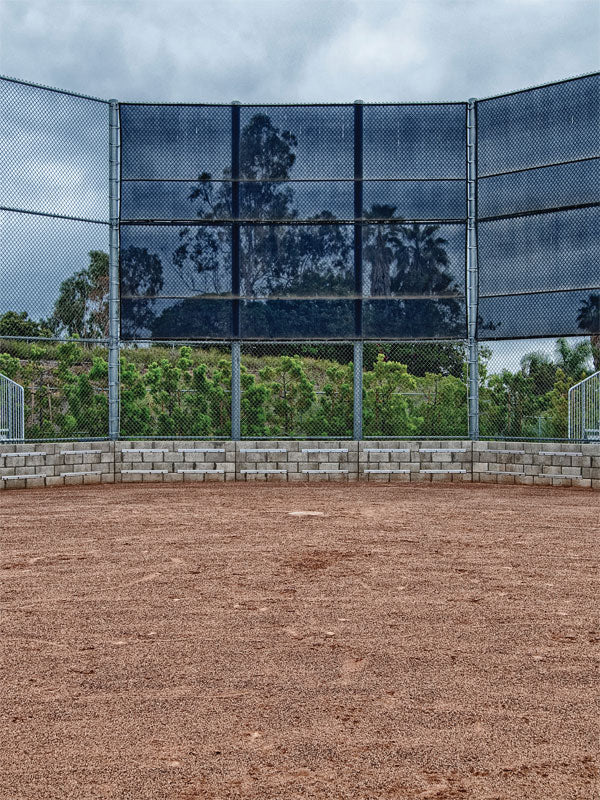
231 342 241 440
108 100 120 440
353 341 363 440
353 101 364 440
467 99 479 440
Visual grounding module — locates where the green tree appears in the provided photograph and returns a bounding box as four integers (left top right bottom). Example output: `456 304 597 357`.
363 354 422 436
258 356 316 435
0 311 52 338
50 251 109 338
576 294 600 371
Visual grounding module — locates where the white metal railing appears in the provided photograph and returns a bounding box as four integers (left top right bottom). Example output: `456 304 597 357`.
568 371 600 440
0 373 25 441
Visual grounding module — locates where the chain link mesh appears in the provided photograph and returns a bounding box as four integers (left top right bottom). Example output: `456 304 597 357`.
479 337 599 440
0 78 110 439
1 76 598 443
118 341 231 438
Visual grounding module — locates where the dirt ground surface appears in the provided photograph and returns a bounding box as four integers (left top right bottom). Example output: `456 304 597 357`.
0 482 598 800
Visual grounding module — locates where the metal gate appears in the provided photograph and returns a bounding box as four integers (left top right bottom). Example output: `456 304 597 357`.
0 373 25 441
568 371 600 440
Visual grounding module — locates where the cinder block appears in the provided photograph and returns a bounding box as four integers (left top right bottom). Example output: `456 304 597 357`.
121 472 142 483
45 476 65 487
542 466 561 476
64 475 84 486
571 478 592 489
4 479 26 489
514 475 534 486
552 477 572 487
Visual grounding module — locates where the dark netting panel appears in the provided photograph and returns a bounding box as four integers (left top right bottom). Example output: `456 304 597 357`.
119 104 232 180
0 79 109 220
478 207 599 296
478 290 599 339
120 224 233 297
122 180 357 223
362 223 466 296
477 75 600 176
239 224 354 297
240 299 355 339
363 298 467 339
0 209 109 334
240 182 354 221
363 180 466 221
239 106 354 180
121 181 233 221
363 104 467 179
478 158 600 218
121 298 233 340
118 102 470 340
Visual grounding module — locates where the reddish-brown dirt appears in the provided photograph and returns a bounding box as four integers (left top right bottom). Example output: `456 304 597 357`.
0 482 598 800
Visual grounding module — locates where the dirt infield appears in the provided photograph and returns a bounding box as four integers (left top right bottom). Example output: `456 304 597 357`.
1 482 598 800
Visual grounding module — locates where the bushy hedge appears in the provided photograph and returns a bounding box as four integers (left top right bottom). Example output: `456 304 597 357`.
0 339 589 440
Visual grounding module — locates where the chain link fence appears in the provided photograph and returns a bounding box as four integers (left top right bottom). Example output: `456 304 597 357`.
1 74 598 442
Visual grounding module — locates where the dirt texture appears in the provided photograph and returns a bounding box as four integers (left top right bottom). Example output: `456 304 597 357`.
0 482 598 800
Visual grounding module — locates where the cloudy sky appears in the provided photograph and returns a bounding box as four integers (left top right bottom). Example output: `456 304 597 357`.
0 0 598 103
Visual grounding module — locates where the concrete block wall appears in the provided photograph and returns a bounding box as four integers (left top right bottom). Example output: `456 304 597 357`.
359 441 472 483
1 439 599 490
0 441 114 490
115 441 236 483
473 441 599 490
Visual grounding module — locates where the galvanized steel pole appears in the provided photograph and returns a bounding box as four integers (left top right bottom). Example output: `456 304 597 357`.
231 342 241 440
467 99 479 440
108 100 120 440
353 101 364 441
230 101 242 440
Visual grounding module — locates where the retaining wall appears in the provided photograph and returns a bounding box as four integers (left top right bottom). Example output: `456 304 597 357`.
1 440 598 490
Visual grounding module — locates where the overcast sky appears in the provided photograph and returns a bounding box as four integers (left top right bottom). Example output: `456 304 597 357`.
0 0 598 103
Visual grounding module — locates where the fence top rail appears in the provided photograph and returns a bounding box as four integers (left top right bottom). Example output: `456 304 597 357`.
0 73 109 104
3 70 597 108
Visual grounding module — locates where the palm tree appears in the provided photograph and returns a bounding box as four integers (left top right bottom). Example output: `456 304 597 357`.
577 294 600 371
554 337 592 380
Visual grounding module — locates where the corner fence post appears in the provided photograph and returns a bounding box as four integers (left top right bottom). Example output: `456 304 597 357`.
353 101 364 441
467 99 479 440
231 342 241 440
108 100 120 441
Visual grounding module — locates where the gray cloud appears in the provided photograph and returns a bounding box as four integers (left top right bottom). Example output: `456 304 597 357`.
0 0 597 102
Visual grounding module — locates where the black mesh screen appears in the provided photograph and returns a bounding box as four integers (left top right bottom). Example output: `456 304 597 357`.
476 76 600 341
477 75 600 175
478 159 599 218
478 290 599 339
119 104 232 180
239 224 354 297
120 101 468 340
478 207 599 296
363 104 467 179
120 224 233 297
239 106 354 180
